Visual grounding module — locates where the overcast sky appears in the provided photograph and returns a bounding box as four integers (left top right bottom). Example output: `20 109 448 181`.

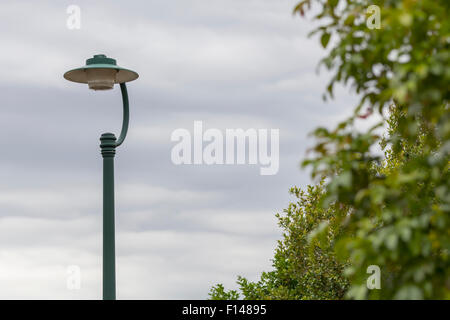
0 0 361 299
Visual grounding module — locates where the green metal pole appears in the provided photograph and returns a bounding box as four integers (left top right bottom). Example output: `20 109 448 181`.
99 83 130 300
100 132 117 300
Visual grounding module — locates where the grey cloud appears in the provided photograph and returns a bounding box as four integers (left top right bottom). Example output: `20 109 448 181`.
0 0 359 299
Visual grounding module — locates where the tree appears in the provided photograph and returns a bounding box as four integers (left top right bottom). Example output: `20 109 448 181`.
210 0 449 300
209 182 349 300
296 0 449 299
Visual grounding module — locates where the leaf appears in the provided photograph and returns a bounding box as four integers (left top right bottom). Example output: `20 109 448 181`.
320 32 331 48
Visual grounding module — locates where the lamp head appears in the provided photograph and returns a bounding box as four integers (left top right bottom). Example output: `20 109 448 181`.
63 54 139 90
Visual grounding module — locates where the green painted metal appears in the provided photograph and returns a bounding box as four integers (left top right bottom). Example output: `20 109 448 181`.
64 55 137 300
63 54 139 85
86 54 117 66
116 83 129 147
100 132 117 300
99 83 130 300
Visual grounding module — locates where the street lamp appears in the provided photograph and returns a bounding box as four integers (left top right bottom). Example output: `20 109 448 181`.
64 54 139 300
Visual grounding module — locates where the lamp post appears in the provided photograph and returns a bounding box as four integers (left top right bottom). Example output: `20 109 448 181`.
64 54 139 300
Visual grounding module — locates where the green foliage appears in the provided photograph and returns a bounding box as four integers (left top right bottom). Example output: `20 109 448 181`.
295 0 449 299
209 183 349 300
210 0 449 300
209 284 240 300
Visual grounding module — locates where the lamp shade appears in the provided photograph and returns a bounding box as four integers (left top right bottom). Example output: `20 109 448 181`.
64 54 139 90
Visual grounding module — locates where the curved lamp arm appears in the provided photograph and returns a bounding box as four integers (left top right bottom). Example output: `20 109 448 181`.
115 83 129 147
